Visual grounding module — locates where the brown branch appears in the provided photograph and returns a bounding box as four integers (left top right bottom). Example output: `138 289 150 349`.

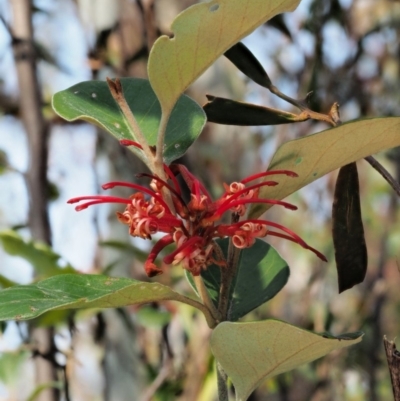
384 337 400 401
139 356 173 401
365 156 400 197
9 1 57 401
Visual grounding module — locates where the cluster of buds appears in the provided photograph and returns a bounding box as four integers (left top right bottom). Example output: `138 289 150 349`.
68 141 326 277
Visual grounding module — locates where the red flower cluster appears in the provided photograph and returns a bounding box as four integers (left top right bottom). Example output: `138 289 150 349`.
68 141 326 277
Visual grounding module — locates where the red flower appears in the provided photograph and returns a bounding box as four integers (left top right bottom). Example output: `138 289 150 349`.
68 141 326 277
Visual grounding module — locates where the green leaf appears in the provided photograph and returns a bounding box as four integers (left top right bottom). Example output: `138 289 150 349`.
52 78 206 165
0 274 215 327
0 230 76 278
204 95 303 126
333 163 367 293
148 0 300 113
250 117 400 218
187 239 289 321
211 320 363 401
0 351 29 385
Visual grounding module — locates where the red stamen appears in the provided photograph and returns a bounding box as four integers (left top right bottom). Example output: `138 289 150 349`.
163 236 203 264
136 173 186 207
241 170 298 184
214 198 297 219
145 234 174 277
266 230 327 262
101 181 171 212
68 195 132 206
147 234 174 263
235 219 327 262
175 164 212 200
164 164 181 194
218 181 278 210
74 199 131 211
119 139 143 149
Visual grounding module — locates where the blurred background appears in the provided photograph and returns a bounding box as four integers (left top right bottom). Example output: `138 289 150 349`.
0 0 399 400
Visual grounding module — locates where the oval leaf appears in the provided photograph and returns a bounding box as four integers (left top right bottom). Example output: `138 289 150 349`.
224 42 272 88
52 78 206 165
250 117 400 218
333 163 367 293
148 0 300 113
0 274 214 327
204 95 303 126
186 239 289 321
211 320 363 401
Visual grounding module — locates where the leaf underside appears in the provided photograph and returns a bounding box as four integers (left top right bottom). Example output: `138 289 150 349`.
250 117 400 218
211 320 363 401
148 0 300 113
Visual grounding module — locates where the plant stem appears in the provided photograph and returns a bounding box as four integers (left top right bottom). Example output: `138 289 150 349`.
218 214 241 320
193 275 221 323
173 291 217 328
106 78 156 169
217 362 229 401
155 110 171 166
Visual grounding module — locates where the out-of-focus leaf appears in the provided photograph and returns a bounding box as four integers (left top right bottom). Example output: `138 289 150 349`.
250 117 400 218
52 78 206 165
224 42 272 88
0 274 215 327
0 274 17 289
0 230 76 278
186 239 289 321
0 351 29 385
47 180 60 201
148 0 300 113
0 149 9 175
204 95 303 126
33 310 73 327
136 305 171 328
333 163 367 293
27 382 63 401
267 14 292 39
34 41 67 73
211 320 363 401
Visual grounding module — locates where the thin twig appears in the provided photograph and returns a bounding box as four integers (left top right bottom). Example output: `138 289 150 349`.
140 352 173 401
107 77 176 211
269 84 400 199
365 156 400 197
269 84 336 126
217 362 229 401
